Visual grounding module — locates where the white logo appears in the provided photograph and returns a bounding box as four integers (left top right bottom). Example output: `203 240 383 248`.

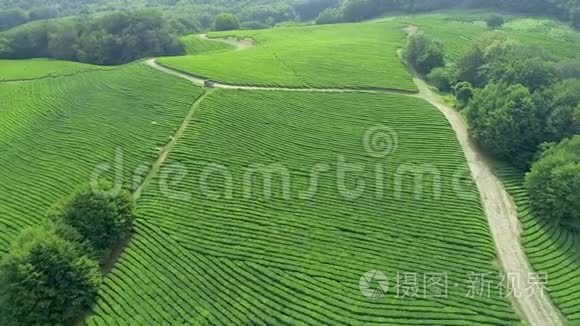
359 270 389 299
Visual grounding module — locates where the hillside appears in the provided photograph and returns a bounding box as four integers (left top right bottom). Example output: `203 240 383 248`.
0 8 579 326
159 21 417 91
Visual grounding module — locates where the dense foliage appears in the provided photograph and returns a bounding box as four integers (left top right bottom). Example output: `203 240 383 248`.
405 32 445 75
0 0 300 31
486 14 505 29
0 10 184 64
315 7 343 24
293 0 341 21
467 83 545 165
455 36 579 167
214 13 240 31
50 181 135 260
526 136 580 228
0 224 101 325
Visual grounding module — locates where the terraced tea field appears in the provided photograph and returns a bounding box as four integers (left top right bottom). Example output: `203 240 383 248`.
495 163 580 323
0 59 112 82
87 90 519 324
391 12 580 60
159 22 416 91
180 35 235 55
0 63 202 252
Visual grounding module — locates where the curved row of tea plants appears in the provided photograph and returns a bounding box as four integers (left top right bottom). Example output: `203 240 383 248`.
0 63 203 253
159 21 416 91
180 35 235 55
495 163 580 323
88 90 519 324
0 59 112 82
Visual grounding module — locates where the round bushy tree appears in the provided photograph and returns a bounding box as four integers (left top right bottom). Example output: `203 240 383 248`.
486 14 505 29
427 67 452 92
0 224 101 325
453 81 474 109
50 181 135 260
526 136 580 228
467 82 545 167
214 13 240 31
405 32 445 75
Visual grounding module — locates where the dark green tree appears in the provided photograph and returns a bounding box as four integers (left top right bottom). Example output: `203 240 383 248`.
0 224 101 325
486 14 505 29
467 83 545 167
453 81 474 109
405 32 445 75
526 136 580 228
50 180 135 261
214 13 240 31
427 67 452 92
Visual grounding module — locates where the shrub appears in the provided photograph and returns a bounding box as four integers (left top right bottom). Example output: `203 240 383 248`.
315 8 343 25
405 32 445 75
214 13 240 31
486 14 504 29
50 180 135 260
427 67 452 92
526 136 580 228
0 224 101 325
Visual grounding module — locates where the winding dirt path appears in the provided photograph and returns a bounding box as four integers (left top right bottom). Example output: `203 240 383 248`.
133 89 214 200
412 76 563 326
145 58 416 94
145 31 564 325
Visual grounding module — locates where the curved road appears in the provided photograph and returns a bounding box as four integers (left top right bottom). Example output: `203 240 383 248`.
146 34 564 326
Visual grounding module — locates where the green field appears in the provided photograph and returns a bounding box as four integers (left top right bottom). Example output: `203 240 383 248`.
87 90 518 324
3 9 580 324
0 63 202 252
0 59 112 82
180 35 235 55
389 12 580 60
495 163 580 323
159 22 417 90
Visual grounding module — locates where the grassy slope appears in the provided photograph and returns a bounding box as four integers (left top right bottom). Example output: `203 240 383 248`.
495 163 580 323
180 35 235 55
0 63 202 252
389 12 580 60
88 90 518 324
159 21 416 91
0 59 112 81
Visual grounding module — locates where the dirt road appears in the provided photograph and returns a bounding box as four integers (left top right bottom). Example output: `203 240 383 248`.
145 58 415 95
413 76 563 326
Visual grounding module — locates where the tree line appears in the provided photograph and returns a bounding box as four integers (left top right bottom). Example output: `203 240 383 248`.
314 0 580 28
0 10 185 65
404 30 580 229
0 181 135 325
